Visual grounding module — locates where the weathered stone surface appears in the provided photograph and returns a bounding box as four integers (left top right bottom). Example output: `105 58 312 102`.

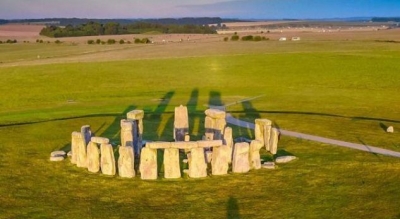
387 126 394 133
255 119 272 151
118 146 135 178
164 148 181 179
76 133 88 168
51 151 66 157
262 162 276 169
126 110 144 120
50 156 64 162
91 136 110 144
232 142 250 173
87 141 100 173
205 109 226 119
223 127 233 163
214 118 226 140
171 141 197 150
139 147 158 180
147 142 171 149
204 116 215 140
174 105 189 141
67 151 72 157
211 146 229 175
275 156 297 163
188 147 207 178
249 140 263 170
81 125 92 145
197 140 223 148
71 131 84 164
269 128 279 155
120 119 134 147
100 144 116 175
205 151 213 163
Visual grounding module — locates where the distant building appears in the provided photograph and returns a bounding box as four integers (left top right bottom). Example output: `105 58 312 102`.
279 37 287 41
291 37 301 41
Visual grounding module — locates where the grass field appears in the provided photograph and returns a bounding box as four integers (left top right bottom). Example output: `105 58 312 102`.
1 27 400 218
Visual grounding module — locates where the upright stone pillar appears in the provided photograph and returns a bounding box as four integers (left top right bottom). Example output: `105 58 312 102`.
118 146 135 178
76 133 88 168
87 141 100 173
223 127 233 163
174 105 189 141
249 140 263 170
204 109 226 140
164 148 181 179
100 143 116 176
232 142 250 173
211 145 229 175
139 147 158 180
71 131 84 164
127 110 144 156
269 128 279 155
255 119 272 151
120 119 134 148
188 147 207 178
81 125 92 145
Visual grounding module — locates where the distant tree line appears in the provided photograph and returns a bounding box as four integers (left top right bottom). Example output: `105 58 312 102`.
372 17 400 22
40 21 217 37
9 17 243 26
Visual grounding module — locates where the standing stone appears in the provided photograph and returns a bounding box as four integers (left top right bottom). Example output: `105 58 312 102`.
232 142 250 173
120 119 134 147
249 140 263 170
269 128 279 155
127 110 144 156
87 141 100 173
71 131 84 164
76 133 88 168
255 119 272 151
81 125 92 145
223 127 234 163
204 116 215 140
100 143 116 176
188 147 207 178
139 147 158 180
174 105 189 141
164 148 181 179
118 146 135 178
211 145 229 175
214 118 226 140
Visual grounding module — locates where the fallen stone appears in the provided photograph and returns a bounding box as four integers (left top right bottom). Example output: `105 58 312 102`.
261 162 276 169
182 159 188 163
50 156 65 162
387 126 394 133
91 137 110 144
51 151 66 157
275 156 297 163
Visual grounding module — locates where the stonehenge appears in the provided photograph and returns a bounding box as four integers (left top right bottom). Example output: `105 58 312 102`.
63 105 281 180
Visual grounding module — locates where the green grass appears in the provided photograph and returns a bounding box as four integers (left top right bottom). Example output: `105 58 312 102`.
1 37 400 218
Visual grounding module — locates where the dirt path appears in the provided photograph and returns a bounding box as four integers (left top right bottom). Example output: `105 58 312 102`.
226 114 400 158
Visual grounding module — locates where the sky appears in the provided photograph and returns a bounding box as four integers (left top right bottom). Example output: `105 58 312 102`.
1 0 400 20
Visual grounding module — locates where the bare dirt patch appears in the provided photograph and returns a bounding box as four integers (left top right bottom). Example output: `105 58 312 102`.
0 24 45 40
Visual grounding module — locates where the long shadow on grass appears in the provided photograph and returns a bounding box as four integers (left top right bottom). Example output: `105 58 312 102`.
187 88 203 140
227 110 400 124
146 91 175 140
226 197 241 219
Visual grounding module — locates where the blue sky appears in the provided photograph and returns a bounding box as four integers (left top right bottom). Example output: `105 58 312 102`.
1 0 399 20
